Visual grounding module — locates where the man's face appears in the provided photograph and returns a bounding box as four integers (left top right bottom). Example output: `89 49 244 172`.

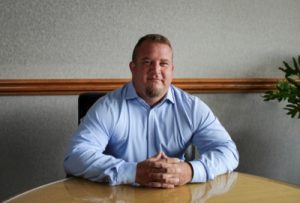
130 41 174 101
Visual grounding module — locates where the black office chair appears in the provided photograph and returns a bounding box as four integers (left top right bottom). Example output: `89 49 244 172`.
78 92 195 160
78 92 106 124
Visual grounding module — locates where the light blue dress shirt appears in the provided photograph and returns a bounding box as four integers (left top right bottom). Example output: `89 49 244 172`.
64 82 239 185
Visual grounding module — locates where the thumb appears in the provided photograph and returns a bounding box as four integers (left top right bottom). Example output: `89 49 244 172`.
161 152 182 163
161 151 169 159
149 151 163 161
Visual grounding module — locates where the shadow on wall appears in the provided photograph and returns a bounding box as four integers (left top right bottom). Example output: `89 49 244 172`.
0 96 77 201
235 124 300 185
207 93 300 185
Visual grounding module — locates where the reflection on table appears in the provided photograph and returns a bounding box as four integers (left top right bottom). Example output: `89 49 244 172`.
5 172 300 203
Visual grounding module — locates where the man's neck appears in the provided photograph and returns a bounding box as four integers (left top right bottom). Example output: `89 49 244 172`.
143 94 167 107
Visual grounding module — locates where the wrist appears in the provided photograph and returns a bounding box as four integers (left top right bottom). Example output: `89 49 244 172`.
184 161 194 183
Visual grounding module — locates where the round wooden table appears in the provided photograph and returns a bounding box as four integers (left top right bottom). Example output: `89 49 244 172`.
4 172 300 203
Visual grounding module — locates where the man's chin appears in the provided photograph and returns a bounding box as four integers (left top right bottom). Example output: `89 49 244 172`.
145 87 164 98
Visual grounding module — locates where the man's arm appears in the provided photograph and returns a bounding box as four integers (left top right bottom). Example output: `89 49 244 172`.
188 99 239 182
64 106 137 185
144 98 239 186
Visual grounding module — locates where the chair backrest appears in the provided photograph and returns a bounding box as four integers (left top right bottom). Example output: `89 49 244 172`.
78 92 106 124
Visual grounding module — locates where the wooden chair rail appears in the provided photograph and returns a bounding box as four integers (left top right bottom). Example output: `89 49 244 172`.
0 78 285 95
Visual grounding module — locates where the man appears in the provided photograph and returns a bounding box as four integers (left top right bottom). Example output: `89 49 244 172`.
64 34 239 188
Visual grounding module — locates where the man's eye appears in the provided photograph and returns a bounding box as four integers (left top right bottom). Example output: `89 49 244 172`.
143 61 151 65
161 62 168 67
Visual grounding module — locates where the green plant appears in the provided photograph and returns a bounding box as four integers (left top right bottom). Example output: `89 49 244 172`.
263 56 300 118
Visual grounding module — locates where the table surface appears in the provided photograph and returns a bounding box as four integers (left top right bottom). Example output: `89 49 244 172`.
5 172 300 203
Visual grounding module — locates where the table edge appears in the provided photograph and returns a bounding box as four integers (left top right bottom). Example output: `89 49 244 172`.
4 172 299 202
3 178 71 203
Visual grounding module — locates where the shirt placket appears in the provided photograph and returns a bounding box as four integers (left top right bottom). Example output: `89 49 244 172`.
147 108 156 158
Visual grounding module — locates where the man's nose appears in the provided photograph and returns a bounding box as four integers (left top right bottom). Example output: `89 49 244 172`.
150 61 161 72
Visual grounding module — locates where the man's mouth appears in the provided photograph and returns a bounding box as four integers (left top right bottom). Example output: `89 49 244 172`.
147 76 162 81
147 79 162 84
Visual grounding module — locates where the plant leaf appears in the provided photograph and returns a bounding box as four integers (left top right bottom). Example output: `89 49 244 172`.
298 56 300 72
293 57 299 72
264 56 300 119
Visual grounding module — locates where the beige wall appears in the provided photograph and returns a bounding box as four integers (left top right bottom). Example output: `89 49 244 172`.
1 0 300 78
1 0 300 201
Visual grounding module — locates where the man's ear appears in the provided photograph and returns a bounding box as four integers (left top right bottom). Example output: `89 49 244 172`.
129 61 135 73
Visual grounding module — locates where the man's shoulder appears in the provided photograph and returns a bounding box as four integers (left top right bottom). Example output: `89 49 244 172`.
104 82 130 99
170 85 213 123
92 83 128 109
170 85 198 102
170 85 210 111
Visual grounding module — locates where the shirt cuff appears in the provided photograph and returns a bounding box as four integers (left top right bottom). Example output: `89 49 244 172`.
116 162 137 184
189 160 207 183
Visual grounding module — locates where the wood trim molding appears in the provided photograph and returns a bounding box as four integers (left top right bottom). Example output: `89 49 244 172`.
0 78 283 95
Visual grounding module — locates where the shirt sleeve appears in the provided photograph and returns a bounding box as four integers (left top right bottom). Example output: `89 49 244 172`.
188 98 239 182
63 99 137 185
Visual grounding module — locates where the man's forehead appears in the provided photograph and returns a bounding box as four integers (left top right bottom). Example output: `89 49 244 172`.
141 57 171 61
138 43 172 54
140 41 171 49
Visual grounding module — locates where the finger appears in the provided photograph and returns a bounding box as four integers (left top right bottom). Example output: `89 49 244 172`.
161 152 168 159
149 166 176 174
159 153 182 164
149 173 171 181
149 161 181 169
149 173 180 185
149 167 166 173
147 153 161 162
166 177 180 185
149 161 168 169
146 182 175 189
165 166 182 174
148 152 163 162
165 157 182 164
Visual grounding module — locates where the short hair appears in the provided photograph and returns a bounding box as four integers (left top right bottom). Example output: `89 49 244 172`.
132 34 172 61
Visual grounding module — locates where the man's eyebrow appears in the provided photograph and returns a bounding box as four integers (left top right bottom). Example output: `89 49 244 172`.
140 57 170 62
141 57 151 60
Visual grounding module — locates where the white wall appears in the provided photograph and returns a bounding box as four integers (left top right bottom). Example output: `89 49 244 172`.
1 0 300 79
0 0 300 201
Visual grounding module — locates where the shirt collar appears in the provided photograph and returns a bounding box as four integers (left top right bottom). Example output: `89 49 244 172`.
125 81 175 104
125 81 139 100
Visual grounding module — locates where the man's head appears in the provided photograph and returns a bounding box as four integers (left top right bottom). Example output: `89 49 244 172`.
131 34 173 61
129 34 174 106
